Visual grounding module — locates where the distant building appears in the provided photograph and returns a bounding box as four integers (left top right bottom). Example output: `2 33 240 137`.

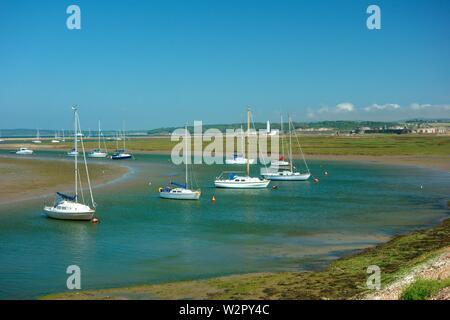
416 127 447 134
355 126 410 134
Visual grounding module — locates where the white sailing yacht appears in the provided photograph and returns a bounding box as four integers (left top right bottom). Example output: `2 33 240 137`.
32 129 42 144
215 108 270 189
159 124 201 200
225 126 256 165
89 121 108 158
51 131 60 143
270 115 290 167
44 107 96 221
262 116 311 181
67 129 79 156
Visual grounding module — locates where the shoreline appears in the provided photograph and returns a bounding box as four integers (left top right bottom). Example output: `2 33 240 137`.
2 144 448 172
42 217 450 300
0 156 129 206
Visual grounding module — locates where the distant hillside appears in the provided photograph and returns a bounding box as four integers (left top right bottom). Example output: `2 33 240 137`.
147 120 404 135
0 129 147 138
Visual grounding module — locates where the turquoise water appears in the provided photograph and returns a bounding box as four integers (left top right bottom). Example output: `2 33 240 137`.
0 152 449 299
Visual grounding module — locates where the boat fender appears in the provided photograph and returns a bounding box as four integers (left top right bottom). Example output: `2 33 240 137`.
272 185 278 190
313 178 319 183
324 171 328 176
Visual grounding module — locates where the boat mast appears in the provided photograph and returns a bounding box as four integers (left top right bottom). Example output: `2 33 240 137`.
73 106 78 202
246 107 250 177
185 124 188 188
289 115 293 172
98 120 101 150
122 121 126 150
280 114 284 159
240 125 244 157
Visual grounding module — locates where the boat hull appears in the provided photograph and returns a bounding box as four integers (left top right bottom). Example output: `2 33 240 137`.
159 191 201 200
89 152 108 158
44 208 94 221
263 172 311 181
111 154 132 160
214 180 270 189
225 158 256 165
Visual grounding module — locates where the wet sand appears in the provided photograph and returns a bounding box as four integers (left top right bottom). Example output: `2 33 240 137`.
0 157 128 206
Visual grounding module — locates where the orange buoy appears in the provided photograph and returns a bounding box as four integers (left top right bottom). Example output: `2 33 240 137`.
91 218 99 224
212 195 216 203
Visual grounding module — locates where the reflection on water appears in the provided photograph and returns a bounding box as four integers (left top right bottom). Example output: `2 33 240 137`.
0 153 449 299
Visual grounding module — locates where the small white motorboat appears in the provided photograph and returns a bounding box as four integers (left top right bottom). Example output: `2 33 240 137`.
16 147 33 155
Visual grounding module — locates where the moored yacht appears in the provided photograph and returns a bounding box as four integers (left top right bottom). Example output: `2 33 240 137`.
214 172 270 188
51 131 60 143
214 108 270 189
67 148 79 156
111 149 132 160
111 126 132 160
44 106 96 221
225 153 256 165
160 124 201 200
16 147 33 155
32 129 42 144
88 121 108 158
262 115 311 181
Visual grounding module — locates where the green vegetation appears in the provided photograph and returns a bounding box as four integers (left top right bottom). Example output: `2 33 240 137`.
400 279 450 300
42 219 450 300
147 121 404 135
4 135 448 157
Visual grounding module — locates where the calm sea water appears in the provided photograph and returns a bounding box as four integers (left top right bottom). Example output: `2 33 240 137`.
0 152 449 299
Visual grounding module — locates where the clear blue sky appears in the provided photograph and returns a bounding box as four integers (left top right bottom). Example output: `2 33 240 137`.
1 0 449 130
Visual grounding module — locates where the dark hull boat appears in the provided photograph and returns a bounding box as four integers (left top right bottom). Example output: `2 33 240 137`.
111 150 132 160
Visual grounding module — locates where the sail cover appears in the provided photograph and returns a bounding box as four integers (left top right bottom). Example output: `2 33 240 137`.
56 192 77 201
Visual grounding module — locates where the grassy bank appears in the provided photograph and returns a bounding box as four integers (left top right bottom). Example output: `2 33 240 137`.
42 218 450 300
2 135 450 156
